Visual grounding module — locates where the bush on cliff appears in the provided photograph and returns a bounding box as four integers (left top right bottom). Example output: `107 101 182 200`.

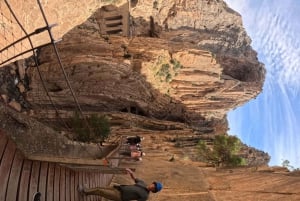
70 112 110 144
197 134 245 167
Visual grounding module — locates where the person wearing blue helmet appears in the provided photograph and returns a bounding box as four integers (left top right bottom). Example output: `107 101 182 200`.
78 168 162 201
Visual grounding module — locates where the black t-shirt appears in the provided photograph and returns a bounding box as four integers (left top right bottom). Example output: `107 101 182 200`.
119 178 149 201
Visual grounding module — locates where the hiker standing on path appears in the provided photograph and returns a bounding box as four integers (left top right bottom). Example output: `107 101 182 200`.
78 168 163 201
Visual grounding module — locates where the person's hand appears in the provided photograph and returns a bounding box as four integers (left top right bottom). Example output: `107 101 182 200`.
125 168 136 180
126 168 133 174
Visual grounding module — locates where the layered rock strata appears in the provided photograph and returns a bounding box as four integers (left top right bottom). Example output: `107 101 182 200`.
0 0 268 164
21 0 265 132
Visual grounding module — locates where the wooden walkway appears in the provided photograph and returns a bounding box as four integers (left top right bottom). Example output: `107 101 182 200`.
0 130 118 201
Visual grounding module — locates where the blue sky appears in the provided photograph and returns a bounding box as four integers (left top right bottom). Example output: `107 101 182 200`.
225 0 300 168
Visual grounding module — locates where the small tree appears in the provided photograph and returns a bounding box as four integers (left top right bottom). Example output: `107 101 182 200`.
281 159 300 171
282 159 291 168
197 134 244 167
88 114 110 145
197 140 218 163
70 112 110 144
71 112 90 142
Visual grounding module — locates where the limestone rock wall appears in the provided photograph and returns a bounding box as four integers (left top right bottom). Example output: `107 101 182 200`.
0 0 265 134
17 0 264 133
1 2 297 200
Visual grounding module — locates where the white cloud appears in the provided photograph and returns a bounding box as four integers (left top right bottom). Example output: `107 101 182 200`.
226 0 300 91
267 84 299 166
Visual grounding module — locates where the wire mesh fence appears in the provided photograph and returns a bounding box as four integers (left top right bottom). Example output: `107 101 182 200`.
0 0 55 67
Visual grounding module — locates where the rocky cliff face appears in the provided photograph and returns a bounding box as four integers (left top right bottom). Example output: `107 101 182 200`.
3 1 299 201
0 0 268 162
1 0 264 132
1 1 267 162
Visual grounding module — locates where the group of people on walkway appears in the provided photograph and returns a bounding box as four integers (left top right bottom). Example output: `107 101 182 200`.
120 135 146 161
78 135 163 201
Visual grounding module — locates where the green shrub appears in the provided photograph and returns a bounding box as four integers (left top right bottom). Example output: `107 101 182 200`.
170 59 182 71
89 114 110 144
70 112 110 143
158 63 170 76
156 59 182 82
71 112 89 142
166 73 172 82
197 134 245 167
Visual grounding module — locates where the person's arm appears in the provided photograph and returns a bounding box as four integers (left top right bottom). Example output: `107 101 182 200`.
126 168 136 181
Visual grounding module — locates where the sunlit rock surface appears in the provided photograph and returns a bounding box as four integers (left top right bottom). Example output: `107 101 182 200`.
2 1 297 201
22 0 265 132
